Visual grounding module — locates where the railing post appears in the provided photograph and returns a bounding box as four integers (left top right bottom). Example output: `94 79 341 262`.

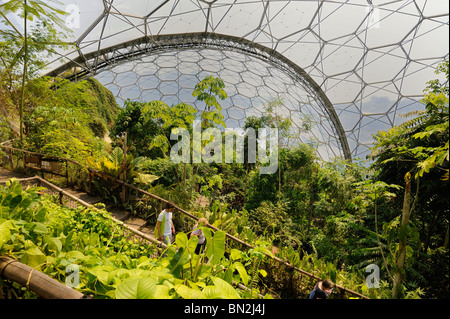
65 159 69 185
22 150 25 172
88 171 93 195
9 148 14 169
38 155 43 178
121 132 127 204
58 190 64 205
121 183 126 204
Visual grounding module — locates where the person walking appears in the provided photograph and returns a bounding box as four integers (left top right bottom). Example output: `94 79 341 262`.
156 202 176 245
308 279 334 299
190 218 208 254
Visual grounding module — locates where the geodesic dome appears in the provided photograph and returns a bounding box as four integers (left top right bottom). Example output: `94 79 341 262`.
20 1 450 160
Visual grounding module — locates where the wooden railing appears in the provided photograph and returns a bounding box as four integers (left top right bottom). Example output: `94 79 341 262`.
0 256 90 299
1 140 369 299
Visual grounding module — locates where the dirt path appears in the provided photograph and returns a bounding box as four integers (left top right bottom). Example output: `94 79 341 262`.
0 167 26 181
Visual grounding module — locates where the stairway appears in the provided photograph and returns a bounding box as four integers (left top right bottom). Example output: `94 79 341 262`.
0 166 159 243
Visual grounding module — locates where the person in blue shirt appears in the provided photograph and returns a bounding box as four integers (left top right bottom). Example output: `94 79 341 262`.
309 279 334 299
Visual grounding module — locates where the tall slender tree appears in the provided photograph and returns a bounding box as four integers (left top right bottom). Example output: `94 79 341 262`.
0 0 71 143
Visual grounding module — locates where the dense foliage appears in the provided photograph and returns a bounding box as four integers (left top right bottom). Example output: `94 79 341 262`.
0 179 268 299
368 60 449 298
0 4 448 297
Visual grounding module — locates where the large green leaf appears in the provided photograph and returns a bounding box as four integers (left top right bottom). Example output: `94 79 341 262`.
202 227 213 244
203 277 241 299
175 232 188 248
206 230 226 265
87 265 115 285
0 194 13 218
212 277 241 299
20 246 46 268
154 284 172 299
9 194 22 211
234 261 249 286
175 284 205 299
43 236 62 253
188 235 199 255
230 249 242 261
176 231 199 255
0 220 13 250
66 250 86 260
167 247 191 277
24 222 48 236
115 277 158 299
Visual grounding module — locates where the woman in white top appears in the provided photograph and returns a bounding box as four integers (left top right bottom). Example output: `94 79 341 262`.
190 218 208 254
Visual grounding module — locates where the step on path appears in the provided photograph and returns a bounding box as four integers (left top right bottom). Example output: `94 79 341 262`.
61 187 103 206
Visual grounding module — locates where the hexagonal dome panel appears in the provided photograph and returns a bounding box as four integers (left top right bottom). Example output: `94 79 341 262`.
20 0 448 161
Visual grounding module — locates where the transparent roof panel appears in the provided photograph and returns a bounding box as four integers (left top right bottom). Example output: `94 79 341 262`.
2 0 447 161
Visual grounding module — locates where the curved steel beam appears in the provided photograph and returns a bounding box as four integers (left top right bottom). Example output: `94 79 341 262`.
45 32 351 161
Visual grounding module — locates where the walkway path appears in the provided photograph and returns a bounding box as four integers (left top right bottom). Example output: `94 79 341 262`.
0 167 25 181
0 166 158 242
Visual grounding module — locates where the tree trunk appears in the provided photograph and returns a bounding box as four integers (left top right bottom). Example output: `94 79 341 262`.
392 173 413 299
121 132 127 204
444 223 449 249
19 0 28 144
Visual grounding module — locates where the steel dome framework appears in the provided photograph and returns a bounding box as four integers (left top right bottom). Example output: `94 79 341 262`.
42 0 448 161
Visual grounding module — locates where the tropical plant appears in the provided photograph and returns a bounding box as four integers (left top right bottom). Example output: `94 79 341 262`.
193 75 227 129
89 147 158 204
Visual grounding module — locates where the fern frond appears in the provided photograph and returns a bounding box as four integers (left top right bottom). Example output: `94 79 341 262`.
397 116 426 131
109 147 124 166
398 110 426 119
